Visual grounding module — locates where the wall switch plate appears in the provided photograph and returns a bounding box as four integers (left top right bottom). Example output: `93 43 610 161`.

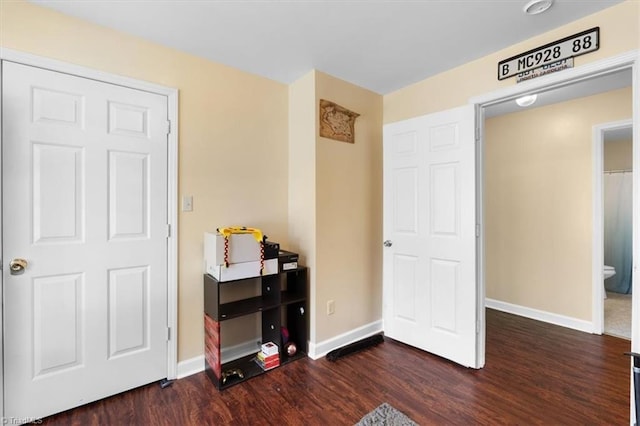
182 195 193 212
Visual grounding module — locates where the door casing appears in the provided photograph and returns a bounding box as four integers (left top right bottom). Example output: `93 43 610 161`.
0 47 179 417
470 50 639 421
593 119 633 334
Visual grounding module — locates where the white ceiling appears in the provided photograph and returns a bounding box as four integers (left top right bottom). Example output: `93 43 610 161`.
30 0 624 95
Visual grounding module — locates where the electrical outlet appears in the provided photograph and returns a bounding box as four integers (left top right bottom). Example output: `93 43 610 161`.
327 300 335 315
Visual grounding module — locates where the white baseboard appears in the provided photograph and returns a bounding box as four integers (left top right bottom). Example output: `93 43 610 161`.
486 298 594 333
308 320 383 360
177 355 204 379
176 339 262 379
221 339 261 363
178 323 386 376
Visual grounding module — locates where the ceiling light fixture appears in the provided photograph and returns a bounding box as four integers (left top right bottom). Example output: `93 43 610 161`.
516 94 538 107
523 0 554 15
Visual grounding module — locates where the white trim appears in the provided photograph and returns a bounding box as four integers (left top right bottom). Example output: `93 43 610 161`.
486 299 593 333
632 51 640 352
308 320 383 360
166 80 179 380
0 58 4 418
0 47 177 97
592 119 633 335
176 338 262 379
177 355 205 379
475 105 486 369
593 123 604 334
631 54 640 425
471 51 638 107
0 48 180 382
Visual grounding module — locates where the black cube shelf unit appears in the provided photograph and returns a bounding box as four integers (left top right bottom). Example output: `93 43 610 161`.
203 267 308 390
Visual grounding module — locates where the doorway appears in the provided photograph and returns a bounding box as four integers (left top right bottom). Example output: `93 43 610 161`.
595 120 633 339
472 50 638 418
482 70 632 334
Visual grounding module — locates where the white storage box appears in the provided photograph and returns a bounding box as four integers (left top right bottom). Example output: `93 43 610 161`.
204 232 262 266
206 258 278 282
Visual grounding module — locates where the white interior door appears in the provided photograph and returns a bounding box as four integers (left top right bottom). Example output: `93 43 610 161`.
2 61 169 420
382 105 480 368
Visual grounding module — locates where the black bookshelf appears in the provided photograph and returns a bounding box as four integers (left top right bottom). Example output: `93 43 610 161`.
203 267 308 390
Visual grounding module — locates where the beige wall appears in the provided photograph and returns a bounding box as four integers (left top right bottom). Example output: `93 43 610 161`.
288 71 318 340
485 88 632 320
384 1 639 123
0 0 290 361
289 70 383 344
604 139 633 171
314 71 383 342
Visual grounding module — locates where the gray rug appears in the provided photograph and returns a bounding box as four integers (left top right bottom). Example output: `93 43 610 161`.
356 403 417 426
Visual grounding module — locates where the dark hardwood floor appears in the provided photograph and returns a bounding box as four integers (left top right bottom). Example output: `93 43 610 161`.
43 309 631 425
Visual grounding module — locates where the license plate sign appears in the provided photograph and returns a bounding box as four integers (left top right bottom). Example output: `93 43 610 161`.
498 27 599 80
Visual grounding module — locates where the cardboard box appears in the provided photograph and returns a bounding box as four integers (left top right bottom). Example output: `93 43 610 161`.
204 232 262 266
206 258 277 282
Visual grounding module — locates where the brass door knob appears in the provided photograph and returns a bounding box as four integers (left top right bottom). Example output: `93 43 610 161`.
10 258 28 275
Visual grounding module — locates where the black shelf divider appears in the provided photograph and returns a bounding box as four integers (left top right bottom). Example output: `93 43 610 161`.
218 297 280 321
280 292 306 306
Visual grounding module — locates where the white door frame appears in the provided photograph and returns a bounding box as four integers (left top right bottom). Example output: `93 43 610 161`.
0 48 179 415
593 119 633 334
470 50 639 420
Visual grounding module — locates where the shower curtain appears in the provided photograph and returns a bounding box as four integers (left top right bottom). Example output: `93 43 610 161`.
604 171 633 294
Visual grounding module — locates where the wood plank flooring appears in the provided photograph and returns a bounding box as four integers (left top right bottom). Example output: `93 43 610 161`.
42 309 631 425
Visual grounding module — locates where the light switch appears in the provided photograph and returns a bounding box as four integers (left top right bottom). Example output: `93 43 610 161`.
182 195 193 212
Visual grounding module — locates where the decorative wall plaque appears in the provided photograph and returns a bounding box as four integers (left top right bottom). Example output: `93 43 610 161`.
319 99 360 144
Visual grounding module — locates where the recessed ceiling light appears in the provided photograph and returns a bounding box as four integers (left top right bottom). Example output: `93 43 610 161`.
523 0 554 15
516 94 538 107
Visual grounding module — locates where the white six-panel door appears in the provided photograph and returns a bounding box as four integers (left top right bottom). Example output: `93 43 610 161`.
382 105 480 368
2 62 169 419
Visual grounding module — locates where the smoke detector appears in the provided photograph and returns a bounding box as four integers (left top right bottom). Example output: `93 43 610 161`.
523 0 554 15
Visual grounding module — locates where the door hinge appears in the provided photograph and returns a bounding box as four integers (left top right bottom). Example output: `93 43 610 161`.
475 224 481 238
167 327 171 341
165 120 171 135
166 224 171 238
475 127 480 142
476 321 481 334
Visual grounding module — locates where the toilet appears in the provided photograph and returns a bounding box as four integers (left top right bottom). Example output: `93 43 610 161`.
603 265 616 298
604 265 616 280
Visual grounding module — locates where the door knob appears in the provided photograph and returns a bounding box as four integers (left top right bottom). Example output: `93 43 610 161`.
383 240 393 247
9 258 28 275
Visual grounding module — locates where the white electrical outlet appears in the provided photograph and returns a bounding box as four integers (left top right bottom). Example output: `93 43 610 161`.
327 300 335 315
182 195 193 212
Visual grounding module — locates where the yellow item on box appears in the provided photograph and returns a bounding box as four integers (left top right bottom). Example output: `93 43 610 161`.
216 226 265 274
217 226 263 243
